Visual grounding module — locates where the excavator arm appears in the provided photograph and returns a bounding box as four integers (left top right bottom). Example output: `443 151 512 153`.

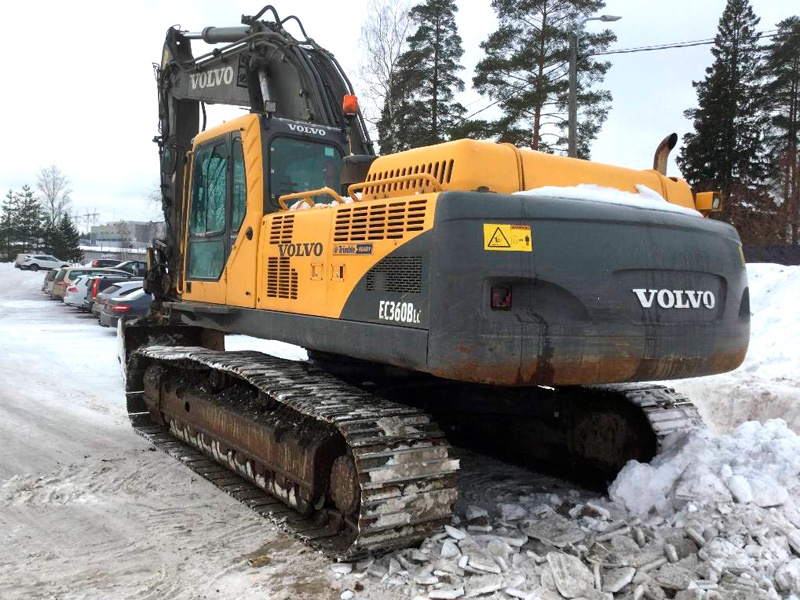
149 5 373 300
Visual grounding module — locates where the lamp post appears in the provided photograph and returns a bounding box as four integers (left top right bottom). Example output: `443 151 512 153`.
568 14 621 158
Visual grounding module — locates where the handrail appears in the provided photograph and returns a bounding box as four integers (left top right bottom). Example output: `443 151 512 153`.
347 173 443 201
177 149 195 296
277 187 346 211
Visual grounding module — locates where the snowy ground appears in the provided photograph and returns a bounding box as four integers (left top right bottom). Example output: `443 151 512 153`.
0 262 798 600
669 264 800 433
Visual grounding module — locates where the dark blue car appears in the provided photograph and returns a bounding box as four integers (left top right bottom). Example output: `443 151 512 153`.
99 288 153 328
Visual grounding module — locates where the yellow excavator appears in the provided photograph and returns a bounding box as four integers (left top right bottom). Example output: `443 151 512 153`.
122 6 749 559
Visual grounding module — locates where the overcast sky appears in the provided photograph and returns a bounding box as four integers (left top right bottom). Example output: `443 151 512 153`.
0 0 794 228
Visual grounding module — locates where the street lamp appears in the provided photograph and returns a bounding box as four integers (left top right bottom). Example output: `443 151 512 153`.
568 14 621 158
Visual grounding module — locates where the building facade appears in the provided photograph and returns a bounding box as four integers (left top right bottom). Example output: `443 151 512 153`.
90 221 165 249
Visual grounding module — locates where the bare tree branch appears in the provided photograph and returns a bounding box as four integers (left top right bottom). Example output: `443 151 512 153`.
357 0 412 129
36 164 72 228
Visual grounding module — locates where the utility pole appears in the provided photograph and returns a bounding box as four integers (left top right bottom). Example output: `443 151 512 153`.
568 14 621 158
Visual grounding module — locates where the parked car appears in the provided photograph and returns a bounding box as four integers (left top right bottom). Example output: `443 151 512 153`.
20 254 69 271
41 269 58 295
113 260 147 277
51 267 132 300
14 253 30 269
91 280 144 318
83 275 135 311
63 276 93 308
99 288 152 328
90 258 120 268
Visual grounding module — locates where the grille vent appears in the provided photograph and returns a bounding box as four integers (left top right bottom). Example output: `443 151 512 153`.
269 214 295 245
365 256 423 294
334 199 427 242
267 257 298 299
363 159 455 196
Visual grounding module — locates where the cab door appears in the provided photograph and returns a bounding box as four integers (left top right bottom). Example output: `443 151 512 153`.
183 133 247 305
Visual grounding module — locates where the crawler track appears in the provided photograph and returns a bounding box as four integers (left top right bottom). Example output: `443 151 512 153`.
125 346 459 560
125 346 704 558
610 383 704 443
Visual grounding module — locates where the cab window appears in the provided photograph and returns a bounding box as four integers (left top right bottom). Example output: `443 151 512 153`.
190 141 228 236
268 137 342 212
231 138 246 246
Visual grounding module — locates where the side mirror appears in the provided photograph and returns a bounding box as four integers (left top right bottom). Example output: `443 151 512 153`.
695 191 722 217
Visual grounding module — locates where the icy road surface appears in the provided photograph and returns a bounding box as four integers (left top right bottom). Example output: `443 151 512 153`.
1 262 799 600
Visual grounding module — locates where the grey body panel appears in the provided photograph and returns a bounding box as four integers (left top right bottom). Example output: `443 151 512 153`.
169 190 749 387
424 191 748 385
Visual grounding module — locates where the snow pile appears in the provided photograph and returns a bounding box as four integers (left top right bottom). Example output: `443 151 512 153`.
610 419 800 516
289 194 354 210
671 264 800 432
516 183 702 216
339 444 800 600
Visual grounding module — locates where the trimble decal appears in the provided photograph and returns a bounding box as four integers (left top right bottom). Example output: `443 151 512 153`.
632 288 716 309
278 242 323 257
190 66 235 90
334 243 373 255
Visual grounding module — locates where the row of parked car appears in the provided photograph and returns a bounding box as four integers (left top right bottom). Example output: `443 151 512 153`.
40 261 153 328
16 253 148 276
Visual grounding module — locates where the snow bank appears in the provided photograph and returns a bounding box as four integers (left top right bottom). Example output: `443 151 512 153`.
516 183 702 216
610 419 800 516
670 263 800 432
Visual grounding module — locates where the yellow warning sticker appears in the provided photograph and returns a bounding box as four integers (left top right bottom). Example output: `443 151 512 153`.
483 224 532 252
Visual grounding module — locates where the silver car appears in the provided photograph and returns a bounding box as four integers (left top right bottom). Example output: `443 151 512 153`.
91 280 144 319
63 276 92 308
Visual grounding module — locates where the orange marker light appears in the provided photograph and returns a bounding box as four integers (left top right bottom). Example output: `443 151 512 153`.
342 94 359 116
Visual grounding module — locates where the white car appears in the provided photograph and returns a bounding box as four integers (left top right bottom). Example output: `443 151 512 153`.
63 275 91 308
14 253 31 269
21 254 69 272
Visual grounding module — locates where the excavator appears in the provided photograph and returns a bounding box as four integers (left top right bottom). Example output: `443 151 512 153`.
121 6 750 559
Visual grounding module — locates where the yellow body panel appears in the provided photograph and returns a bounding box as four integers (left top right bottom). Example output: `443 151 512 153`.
256 195 436 317
181 135 699 311
362 139 697 211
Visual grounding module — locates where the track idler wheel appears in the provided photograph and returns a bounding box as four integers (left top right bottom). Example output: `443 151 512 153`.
330 455 361 517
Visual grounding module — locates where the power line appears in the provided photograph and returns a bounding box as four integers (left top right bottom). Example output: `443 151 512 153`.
458 28 781 124
593 29 778 56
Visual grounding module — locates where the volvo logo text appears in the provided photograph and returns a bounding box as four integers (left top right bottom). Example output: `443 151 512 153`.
278 242 323 258
190 66 235 90
287 123 327 136
632 288 716 309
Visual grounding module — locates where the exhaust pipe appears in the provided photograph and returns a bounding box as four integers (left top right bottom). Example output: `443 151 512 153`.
652 133 678 175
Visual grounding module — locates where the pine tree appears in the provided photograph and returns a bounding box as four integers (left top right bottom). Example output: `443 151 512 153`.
15 185 43 252
377 76 411 154
472 0 615 157
676 0 770 237
763 17 800 245
383 0 466 151
56 213 83 263
1 190 19 261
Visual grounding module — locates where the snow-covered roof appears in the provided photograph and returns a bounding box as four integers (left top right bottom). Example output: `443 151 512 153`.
516 184 702 217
